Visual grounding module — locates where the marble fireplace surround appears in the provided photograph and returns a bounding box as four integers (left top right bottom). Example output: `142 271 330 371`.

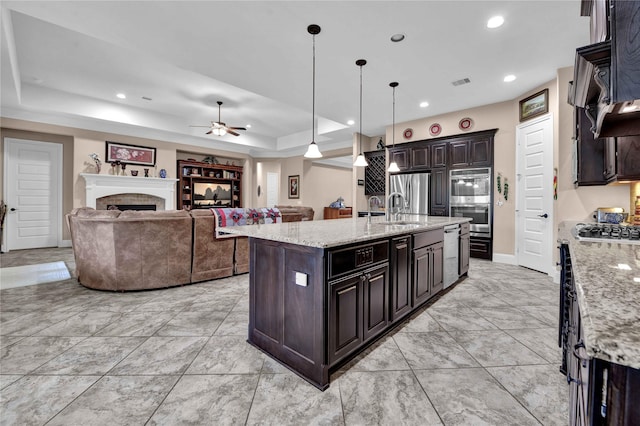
80 173 178 210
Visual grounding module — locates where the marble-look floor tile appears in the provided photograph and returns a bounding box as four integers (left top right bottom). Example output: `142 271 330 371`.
471 306 548 329
46 375 178 426
396 310 444 333
32 337 145 375
393 332 479 370
155 310 228 336
148 374 259 425
189 293 242 312
109 336 207 375
136 298 194 312
519 304 559 327
0 309 80 336
426 306 498 331
246 374 343 425
488 364 568 425
0 336 85 374
494 290 550 306
35 310 123 336
505 327 562 363
448 330 548 367
339 370 442 425
213 311 249 336
187 335 264 374
0 375 23 390
338 336 410 372
0 375 99 425
0 336 23 349
94 311 176 336
415 368 540 425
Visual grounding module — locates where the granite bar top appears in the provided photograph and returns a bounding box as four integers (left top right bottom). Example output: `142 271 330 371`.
220 215 471 249
559 221 640 369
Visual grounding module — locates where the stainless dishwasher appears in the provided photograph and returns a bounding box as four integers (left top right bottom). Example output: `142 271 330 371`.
443 224 460 289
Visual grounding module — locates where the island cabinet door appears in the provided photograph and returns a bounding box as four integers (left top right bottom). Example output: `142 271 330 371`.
329 274 363 365
413 246 431 306
362 264 389 342
391 236 412 323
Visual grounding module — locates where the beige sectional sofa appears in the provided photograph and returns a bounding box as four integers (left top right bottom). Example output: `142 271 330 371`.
67 207 250 291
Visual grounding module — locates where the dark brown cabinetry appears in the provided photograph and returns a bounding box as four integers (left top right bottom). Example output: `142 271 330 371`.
410 145 430 169
459 223 470 276
603 136 640 182
177 160 242 210
449 138 491 168
571 0 640 138
431 142 447 168
574 107 608 186
430 168 448 216
390 235 412 323
412 230 443 307
364 150 386 196
390 148 409 172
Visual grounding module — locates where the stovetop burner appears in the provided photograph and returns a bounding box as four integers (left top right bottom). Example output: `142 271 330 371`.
574 223 640 244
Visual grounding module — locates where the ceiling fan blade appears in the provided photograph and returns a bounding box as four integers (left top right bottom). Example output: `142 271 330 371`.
227 129 240 136
189 125 212 127
228 127 246 131
205 130 213 135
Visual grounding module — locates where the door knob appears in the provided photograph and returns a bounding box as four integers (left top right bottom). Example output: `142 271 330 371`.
10 208 16 211
538 213 548 218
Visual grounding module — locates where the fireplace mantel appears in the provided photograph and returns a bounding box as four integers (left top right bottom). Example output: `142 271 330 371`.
81 173 178 210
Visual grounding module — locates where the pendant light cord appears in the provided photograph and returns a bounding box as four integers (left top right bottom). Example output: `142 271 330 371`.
312 33 316 143
392 85 395 148
359 63 363 153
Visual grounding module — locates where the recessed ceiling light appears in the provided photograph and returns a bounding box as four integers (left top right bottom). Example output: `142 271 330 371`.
116 93 126 99
419 101 429 108
503 74 516 82
246 124 252 128
347 120 355 125
487 16 504 29
390 33 405 42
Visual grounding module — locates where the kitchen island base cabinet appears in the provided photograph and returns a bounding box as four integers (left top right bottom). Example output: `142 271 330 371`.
413 230 444 306
390 236 412 323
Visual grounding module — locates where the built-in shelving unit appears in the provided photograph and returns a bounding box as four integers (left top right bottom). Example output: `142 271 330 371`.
176 160 242 210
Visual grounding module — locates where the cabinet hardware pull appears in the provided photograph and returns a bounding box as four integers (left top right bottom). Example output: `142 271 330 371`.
573 341 590 361
566 373 582 385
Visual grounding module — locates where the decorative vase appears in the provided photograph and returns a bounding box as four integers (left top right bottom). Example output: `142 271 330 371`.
159 169 167 178
144 168 149 177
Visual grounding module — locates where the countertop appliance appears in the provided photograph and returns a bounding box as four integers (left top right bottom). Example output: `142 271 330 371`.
573 223 640 245
594 207 627 224
443 224 460 289
389 173 429 215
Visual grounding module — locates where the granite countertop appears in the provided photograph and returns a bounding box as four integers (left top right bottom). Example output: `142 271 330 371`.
559 221 640 369
220 215 471 249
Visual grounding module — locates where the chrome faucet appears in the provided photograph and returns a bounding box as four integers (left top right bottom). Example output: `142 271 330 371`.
386 192 406 222
367 196 382 224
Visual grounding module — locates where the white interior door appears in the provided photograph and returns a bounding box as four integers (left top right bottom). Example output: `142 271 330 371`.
516 115 554 274
267 172 279 208
4 138 62 251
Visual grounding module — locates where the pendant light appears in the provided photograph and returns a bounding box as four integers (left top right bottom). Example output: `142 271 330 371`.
304 24 323 159
353 59 369 167
387 82 401 173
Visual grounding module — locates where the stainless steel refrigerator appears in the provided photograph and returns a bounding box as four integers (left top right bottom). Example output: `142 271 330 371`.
389 173 430 215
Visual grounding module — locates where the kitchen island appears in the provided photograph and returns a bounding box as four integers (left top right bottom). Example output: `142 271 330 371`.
558 222 640 424
221 215 471 389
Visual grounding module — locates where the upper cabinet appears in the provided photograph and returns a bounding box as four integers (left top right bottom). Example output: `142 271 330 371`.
569 0 640 138
449 138 491 168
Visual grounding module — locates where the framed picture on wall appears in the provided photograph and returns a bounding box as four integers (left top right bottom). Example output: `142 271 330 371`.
288 175 300 199
106 141 156 166
519 89 549 122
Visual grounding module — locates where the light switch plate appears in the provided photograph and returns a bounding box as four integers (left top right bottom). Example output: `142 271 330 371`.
295 272 308 287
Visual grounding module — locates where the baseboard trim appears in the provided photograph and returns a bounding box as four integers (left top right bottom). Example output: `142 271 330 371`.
492 253 517 265
60 240 72 248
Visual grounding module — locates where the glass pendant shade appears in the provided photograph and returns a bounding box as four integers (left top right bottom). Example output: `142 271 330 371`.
304 141 322 158
353 153 368 167
387 161 400 173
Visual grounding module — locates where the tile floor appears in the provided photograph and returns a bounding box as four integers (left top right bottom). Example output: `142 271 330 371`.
0 248 568 425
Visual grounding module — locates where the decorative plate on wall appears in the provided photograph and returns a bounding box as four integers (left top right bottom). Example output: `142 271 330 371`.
429 123 442 136
458 117 473 131
403 128 413 139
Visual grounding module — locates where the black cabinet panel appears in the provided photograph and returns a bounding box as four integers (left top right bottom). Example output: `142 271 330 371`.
329 275 362 365
449 141 469 167
364 151 386 195
430 168 447 215
363 265 389 341
411 145 430 169
431 143 447 167
390 236 412 323
390 148 409 171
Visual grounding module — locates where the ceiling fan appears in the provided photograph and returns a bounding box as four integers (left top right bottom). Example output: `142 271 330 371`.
190 101 246 136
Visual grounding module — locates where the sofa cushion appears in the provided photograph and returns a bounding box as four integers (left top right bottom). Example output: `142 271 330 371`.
73 207 121 218
118 210 190 218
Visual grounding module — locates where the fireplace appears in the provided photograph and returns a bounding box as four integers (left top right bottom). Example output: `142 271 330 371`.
107 204 157 211
81 173 178 210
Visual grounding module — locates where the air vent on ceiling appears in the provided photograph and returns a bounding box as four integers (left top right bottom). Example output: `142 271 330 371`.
452 78 471 87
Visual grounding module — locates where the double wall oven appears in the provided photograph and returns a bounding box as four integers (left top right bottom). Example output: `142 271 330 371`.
448 168 492 238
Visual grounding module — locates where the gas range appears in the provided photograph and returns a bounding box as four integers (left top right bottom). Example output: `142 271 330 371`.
573 223 640 245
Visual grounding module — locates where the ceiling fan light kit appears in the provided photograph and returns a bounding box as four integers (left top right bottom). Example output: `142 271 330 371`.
191 100 246 137
304 24 323 159
387 81 400 173
353 59 368 167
